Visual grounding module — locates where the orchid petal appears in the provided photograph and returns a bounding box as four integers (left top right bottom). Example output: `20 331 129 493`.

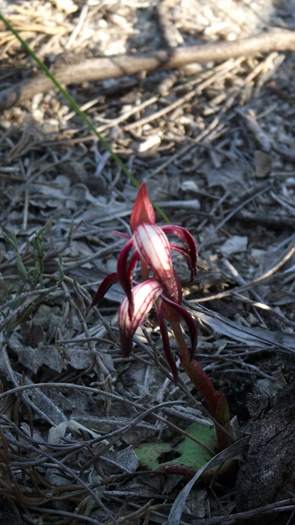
126 251 141 317
133 223 180 303
170 243 195 281
140 257 149 280
161 225 197 281
155 304 178 383
117 238 134 314
112 230 130 240
162 295 197 358
91 272 118 308
130 183 156 232
128 251 140 276
119 279 163 355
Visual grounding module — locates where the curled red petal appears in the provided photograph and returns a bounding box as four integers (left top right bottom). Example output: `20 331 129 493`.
133 223 180 303
117 238 134 314
170 243 194 281
127 251 140 277
130 183 156 232
91 272 118 308
112 230 130 240
119 279 163 355
127 251 140 317
155 304 178 383
161 225 197 281
162 296 197 358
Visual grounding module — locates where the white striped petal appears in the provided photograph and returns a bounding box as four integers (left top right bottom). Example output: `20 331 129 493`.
133 224 180 302
119 279 163 353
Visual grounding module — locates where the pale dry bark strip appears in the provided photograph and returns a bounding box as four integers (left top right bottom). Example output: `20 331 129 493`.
1 28 295 110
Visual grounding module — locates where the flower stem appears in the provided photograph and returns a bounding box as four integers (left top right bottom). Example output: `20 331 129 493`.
172 321 232 450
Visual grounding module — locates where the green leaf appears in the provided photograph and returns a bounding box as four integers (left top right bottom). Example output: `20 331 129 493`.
135 422 217 472
136 442 172 471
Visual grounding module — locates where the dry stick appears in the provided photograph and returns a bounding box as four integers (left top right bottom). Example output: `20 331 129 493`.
193 240 295 304
235 211 295 229
193 498 295 525
125 59 241 131
1 28 295 110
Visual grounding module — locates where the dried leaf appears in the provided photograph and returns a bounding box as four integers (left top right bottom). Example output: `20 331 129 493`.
220 235 248 256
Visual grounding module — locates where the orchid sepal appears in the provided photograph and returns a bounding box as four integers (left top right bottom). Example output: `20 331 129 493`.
130 183 156 232
162 295 197 358
155 304 178 383
91 272 118 308
117 238 134 316
161 224 197 281
170 243 195 281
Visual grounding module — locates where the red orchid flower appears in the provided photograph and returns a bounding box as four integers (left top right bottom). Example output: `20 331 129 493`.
92 183 197 310
92 183 231 448
92 183 197 378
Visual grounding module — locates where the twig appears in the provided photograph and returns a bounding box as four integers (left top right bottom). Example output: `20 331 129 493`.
29 508 101 525
191 498 295 525
215 183 272 231
1 28 295 109
230 211 295 229
191 240 295 303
